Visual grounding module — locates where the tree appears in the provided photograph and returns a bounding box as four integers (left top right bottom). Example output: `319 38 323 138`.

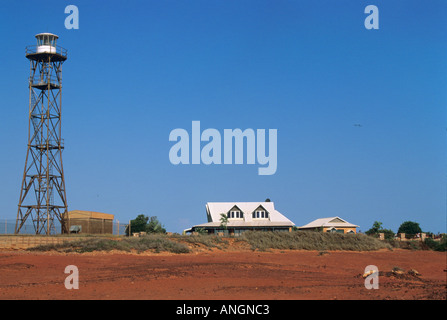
146 216 166 234
365 221 395 240
398 221 422 238
219 213 229 231
126 214 148 236
381 228 395 240
365 221 383 236
125 214 166 236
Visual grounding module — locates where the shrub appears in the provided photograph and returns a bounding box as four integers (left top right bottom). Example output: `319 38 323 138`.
125 215 166 236
424 237 446 252
365 221 395 240
29 234 190 254
241 230 391 251
169 233 227 248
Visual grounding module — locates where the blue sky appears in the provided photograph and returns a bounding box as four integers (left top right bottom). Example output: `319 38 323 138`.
0 0 445 234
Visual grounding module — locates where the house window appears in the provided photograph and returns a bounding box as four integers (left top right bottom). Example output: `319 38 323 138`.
228 210 243 219
253 210 268 219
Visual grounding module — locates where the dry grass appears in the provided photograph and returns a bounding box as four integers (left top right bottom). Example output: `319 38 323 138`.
241 230 392 251
28 231 393 254
29 234 190 254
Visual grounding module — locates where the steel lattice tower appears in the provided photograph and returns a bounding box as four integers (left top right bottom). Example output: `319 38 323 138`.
15 33 68 235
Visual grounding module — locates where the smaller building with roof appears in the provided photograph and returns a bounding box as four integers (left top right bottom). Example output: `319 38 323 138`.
298 216 358 234
64 210 114 234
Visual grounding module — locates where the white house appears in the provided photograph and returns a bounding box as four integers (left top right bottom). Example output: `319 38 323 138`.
188 201 295 236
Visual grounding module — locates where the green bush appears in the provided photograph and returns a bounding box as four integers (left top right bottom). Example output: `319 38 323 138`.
125 215 166 236
365 221 395 240
385 237 446 252
424 237 446 252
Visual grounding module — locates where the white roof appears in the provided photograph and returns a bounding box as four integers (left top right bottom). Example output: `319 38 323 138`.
193 202 295 228
298 217 358 229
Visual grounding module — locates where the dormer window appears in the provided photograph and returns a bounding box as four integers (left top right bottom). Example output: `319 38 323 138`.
252 206 269 219
228 210 240 218
226 206 244 219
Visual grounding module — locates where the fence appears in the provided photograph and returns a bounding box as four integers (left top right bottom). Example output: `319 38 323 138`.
0 236 85 250
0 219 128 236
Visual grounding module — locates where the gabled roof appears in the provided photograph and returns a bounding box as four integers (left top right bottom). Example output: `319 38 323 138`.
194 202 295 228
228 204 243 212
298 216 358 229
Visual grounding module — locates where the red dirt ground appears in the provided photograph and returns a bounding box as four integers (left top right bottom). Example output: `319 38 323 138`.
0 248 445 300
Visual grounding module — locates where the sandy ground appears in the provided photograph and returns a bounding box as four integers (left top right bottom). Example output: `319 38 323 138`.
0 248 445 300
